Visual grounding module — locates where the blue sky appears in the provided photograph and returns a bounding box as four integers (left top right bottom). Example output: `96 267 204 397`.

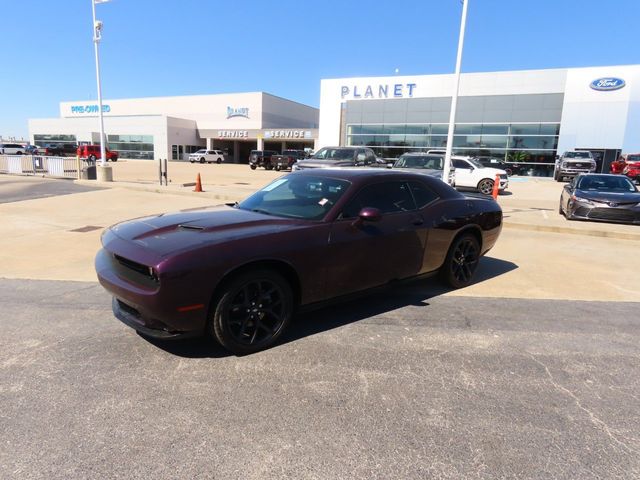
1 0 639 139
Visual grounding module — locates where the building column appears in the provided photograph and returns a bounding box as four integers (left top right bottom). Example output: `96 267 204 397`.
281 141 287 152
234 141 239 163
257 137 264 151
206 137 212 150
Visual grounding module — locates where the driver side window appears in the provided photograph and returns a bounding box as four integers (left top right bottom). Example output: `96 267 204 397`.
341 182 416 218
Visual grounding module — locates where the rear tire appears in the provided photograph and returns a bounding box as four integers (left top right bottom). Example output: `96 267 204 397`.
200 157 205 164
440 233 480 289
89 154 96 161
216 158 222 164
210 270 293 355
250 164 257 170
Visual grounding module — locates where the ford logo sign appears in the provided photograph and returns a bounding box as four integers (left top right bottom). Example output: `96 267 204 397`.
590 77 625 91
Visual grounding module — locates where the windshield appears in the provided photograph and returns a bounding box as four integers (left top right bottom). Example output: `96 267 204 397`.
237 175 351 220
577 175 637 192
564 151 592 159
194 149 206 154
626 154 640 162
311 148 355 160
395 155 443 170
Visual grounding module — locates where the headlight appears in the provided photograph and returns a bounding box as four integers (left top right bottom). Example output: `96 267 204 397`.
571 194 593 205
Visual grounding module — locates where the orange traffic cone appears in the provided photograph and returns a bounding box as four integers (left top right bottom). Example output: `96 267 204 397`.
491 173 500 200
194 173 203 192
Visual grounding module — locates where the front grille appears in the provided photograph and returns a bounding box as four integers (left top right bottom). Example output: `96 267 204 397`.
113 254 159 286
588 208 637 222
117 299 141 318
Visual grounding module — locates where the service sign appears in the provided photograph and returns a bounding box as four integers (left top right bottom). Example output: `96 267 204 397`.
218 130 249 138
590 78 625 91
264 130 312 139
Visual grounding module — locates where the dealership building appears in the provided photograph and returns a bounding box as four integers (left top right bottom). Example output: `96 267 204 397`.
28 64 639 175
319 64 640 175
28 92 319 163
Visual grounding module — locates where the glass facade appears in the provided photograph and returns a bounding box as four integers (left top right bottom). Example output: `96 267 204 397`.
344 94 564 176
33 134 77 146
107 134 154 160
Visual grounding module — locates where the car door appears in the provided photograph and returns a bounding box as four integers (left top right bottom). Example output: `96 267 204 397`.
453 158 475 187
325 181 426 297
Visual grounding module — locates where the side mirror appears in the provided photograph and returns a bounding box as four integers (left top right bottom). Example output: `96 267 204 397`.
353 207 382 226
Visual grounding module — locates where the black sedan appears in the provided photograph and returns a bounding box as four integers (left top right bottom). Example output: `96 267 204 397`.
559 173 640 224
96 169 503 355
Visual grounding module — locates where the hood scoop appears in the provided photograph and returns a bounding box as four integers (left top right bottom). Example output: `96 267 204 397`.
178 224 205 231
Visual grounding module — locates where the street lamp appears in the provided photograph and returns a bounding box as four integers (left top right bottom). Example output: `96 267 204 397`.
91 0 110 169
443 0 470 184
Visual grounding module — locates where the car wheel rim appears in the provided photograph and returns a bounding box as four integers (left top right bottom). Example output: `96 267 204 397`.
451 238 479 284
225 279 286 346
479 180 493 195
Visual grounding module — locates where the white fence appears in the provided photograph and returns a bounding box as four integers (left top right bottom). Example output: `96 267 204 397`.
0 155 81 179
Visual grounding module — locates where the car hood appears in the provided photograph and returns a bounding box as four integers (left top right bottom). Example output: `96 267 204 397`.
106 206 305 256
576 190 640 205
295 159 354 168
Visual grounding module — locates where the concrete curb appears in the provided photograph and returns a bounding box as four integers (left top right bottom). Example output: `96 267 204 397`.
503 221 640 241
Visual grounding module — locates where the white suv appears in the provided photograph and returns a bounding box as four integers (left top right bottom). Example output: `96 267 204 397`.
452 156 509 195
188 149 225 164
0 143 25 155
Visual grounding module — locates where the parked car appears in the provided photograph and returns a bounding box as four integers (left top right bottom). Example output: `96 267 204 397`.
611 153 640 182
452 156 509 195
269 149 307 171
188 149 225 164
559 173 640 224
95 168 503 355
554 151 596 181
391 152 456 185
24 145 41 155
0 143 25 155
292 146 377 170
77 144 119 162
43 144 64 156
248 150 279 170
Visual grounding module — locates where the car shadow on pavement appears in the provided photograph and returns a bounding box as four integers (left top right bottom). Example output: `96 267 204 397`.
141 256 517 358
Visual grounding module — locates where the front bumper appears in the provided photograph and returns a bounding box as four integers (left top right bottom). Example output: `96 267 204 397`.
112 297 201 339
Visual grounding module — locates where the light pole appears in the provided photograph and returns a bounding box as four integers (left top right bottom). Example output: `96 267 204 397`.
443 0 469 184
91 0 109 170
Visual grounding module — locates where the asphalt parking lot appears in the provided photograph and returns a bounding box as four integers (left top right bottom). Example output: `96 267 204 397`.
0 166 639 479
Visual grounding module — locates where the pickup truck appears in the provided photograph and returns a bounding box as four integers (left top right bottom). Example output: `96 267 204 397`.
292 146 377 170
554 151 596 181
269 149 307 171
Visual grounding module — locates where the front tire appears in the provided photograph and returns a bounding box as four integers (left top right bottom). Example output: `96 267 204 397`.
440 234 480 289
477 178 494 196
216 158 222 164
199 157 205 164
210 270 293 355
250 164 257 170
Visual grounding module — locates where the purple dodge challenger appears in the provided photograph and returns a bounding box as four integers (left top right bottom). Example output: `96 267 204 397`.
96 169 502 354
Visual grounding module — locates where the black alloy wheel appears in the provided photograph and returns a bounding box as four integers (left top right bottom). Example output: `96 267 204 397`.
211 270 293 355
250 164 257 170
441 234 480 289
477 178 494 196
200 157 206 164
216 158 222 164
